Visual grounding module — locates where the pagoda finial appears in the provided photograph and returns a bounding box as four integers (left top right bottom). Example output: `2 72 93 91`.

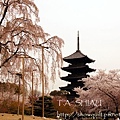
77 31 80 51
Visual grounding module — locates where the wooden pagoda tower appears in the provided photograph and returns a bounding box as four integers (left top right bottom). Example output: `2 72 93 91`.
60 31 95 101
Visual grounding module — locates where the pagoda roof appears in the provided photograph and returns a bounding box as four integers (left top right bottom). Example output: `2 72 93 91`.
61 74 89 82
62 65 95 73
60 82 84 90
63 50 95 63
64 50 85 59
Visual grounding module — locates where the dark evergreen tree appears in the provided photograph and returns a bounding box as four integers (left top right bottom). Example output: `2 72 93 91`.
34 96 57 118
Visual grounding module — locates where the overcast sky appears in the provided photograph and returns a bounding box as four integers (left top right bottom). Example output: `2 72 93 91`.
34 0 120 90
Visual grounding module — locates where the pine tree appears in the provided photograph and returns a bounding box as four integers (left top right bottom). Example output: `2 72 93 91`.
34 96 57 118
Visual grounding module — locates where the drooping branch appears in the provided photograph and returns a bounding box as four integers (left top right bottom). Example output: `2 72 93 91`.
0 0 9 25
0 47 19 68
98 87 119 113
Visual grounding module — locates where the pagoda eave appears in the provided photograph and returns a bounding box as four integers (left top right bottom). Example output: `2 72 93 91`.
63 57 95 64
62 66 95 73
61 74 89 81
60 82 84 90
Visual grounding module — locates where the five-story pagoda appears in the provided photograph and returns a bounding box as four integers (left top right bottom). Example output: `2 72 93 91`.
60 31 95 101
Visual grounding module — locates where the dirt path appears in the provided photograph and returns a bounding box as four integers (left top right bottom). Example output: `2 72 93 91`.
0 113 56 120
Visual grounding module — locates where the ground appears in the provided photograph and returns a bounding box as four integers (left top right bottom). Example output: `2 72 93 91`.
0 113 56 120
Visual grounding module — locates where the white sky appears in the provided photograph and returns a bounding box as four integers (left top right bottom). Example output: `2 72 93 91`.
34 0 120 90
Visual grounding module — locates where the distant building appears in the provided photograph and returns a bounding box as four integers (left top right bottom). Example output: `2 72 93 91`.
60 31 95 101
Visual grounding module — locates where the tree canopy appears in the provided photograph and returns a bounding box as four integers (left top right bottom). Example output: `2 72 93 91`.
74 70 120 113
0 0 64 91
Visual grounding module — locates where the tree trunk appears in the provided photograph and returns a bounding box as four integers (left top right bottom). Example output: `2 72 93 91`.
115 104 119 114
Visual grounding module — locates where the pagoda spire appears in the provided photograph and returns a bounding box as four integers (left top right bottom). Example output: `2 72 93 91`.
77 31 80 51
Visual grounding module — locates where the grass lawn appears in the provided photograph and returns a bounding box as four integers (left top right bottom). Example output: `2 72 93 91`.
0 113 56 120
